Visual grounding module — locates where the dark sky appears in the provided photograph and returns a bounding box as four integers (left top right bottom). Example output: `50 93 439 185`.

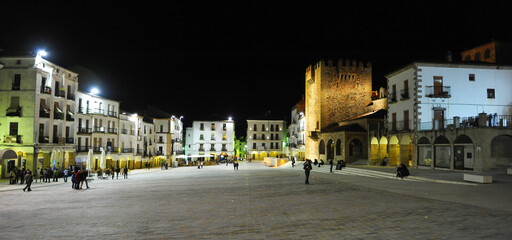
1 1 511 135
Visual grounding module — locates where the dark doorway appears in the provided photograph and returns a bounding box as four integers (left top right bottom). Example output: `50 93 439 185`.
454 146 464 170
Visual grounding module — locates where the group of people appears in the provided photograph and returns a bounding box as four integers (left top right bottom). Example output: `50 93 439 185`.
71 169 90 190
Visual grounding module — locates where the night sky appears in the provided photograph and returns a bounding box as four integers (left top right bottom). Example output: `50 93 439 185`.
1 2 511 135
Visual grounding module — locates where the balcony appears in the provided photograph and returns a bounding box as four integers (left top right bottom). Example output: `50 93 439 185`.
389 93 397 103
6 107 22 117
54 89 66 98
12 84 20 90
54 111 64 120
76 146 89 152
107 128 118 134
4 135 22 144
121 148 134 153
418 115 512 131
108 111 118 118
121 129 128 134
39 136 49 143
93 127 106 133
389 120 412 132
67 93 75 101
93 108 105 115
78 128 92 134
425 86 451 98
40 86 52 95
39 109 50 118
66 137 74 144
400 89 410 100
66 113 74 121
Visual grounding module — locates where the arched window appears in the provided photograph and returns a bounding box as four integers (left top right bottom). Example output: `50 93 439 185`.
319 140 325 154
336 139 342 156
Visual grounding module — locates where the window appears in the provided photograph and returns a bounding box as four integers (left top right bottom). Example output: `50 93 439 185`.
469 74 475 81
253 124 257 131
9 122 18 136
484 49 491 59
13 74 21 90
475 52 481 61
200 123 204 130
253 143 256 149
16 60 21 65
487 89 495 99
211 123 215 131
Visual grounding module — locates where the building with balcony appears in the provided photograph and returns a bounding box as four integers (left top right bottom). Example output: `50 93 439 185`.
289 97 306 161
75 91 120 170
154 116 184 164
384 60 512 171
0 54 78 177
185 119 234 162
247 112 286 161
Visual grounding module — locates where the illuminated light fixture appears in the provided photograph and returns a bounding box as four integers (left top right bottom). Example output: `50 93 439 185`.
37 50 48 57
90 88 100 95
228 117 232 121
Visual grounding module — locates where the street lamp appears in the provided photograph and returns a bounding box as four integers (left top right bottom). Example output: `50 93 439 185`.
37 50 48 57
91 88 100 95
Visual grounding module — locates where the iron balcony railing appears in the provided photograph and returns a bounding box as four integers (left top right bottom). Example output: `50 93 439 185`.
425 86 451 98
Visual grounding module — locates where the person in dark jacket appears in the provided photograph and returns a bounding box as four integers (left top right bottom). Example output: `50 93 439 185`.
23 170 33 192
329 159 334 173
303 160 312 184
396 163 410 179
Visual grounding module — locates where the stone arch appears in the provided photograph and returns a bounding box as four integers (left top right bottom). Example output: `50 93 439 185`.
379 137 388 162
417 137 430 144
491 134 512 167
400 135 413 166
388 136 400 166
370 137 379 164
454 134 473 144
417 137 432 167
434 135 450 168
326 139 334 160
319 140 326 155
349 138 363 159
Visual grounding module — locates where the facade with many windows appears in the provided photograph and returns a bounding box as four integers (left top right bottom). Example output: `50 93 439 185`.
247 117 286 161
289 97 306 161
384 61 512 171
185 120 234 161
0 54 78 177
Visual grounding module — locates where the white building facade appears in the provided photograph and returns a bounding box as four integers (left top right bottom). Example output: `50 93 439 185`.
289 99 306 161
385 61 512 171
247 119 286 160
185 120 234 161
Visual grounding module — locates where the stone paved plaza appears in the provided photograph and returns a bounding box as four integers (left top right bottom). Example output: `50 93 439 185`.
1 162 512 239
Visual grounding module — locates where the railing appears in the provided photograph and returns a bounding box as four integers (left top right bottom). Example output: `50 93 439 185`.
121 129 128 134
66 137 74 144
93 127 105 133
121 148 134 153
39 136 49 143
54 89 66 98
40 86 51 94
54 112 64 120
108 111 118 118
418 115 512 131
4 135 22 144
78 128 92 134
400 89 409 100
93 108 105 115
6 107 22 117
39 110 50 118
389 120 412 132
425 86 451 98
389 93 397 103
66 114 74 121
107 128 118 134
76 146 90 152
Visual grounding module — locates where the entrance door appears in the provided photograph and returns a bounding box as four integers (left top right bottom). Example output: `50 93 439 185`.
434 109 444 130
454 146 464 170
434 76 443 95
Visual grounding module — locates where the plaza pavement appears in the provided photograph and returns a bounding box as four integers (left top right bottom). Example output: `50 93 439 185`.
1 162 512 239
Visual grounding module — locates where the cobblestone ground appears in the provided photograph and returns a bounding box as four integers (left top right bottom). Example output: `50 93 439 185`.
1 163 511 239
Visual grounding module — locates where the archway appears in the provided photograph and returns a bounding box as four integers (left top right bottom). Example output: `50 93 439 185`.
326 139 334 160
434 136 450 168
319 140 326 155
370 137 379 165
336 139 342 156
0 149 18 179
454 134 474 170
491 134 512 167
379 137 388 163
400 135 412 166
349 138 363 161
389 136 400 166
417 137 432 167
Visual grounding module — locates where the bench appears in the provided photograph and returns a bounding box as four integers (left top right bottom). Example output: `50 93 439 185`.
463 174 492 184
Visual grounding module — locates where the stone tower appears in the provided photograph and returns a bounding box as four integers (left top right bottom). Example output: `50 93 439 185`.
305 59 372 159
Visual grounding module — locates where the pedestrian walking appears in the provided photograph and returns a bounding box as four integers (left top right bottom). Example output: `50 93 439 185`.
71 171 76 189
292 157 295 168
23 170 33 192
9 169 15 184
329 159 334 173
123 166 128 179
19 168 25 184
52 168 59 182
304 160 312 184
63 168 69 182
111 167 115 180
116 167 120 179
